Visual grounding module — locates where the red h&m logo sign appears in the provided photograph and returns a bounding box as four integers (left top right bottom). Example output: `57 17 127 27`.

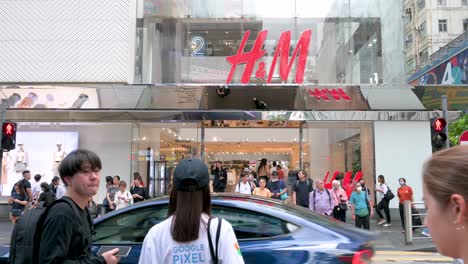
226 30 312 84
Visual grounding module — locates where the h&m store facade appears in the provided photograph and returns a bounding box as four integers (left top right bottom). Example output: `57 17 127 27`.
0 0 455 207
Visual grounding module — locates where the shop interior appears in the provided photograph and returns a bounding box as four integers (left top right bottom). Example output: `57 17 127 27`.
0 121 374 204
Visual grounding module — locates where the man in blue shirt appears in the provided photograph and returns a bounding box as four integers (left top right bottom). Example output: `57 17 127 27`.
267 171 287 199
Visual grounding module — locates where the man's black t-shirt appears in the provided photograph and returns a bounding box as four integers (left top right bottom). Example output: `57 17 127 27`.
130 186 149 203
293 180 313 207
38 197 105 264
11 179 31 200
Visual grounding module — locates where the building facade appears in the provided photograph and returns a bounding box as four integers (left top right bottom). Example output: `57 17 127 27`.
404 0 468 75
0 0 449 209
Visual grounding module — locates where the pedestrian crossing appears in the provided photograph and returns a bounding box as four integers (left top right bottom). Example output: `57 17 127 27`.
373 251 454 263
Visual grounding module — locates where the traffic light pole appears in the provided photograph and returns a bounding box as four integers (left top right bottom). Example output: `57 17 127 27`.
442 95 449 149
0 107 5 184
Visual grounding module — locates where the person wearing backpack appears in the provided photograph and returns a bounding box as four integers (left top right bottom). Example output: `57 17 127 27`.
37 149 120 264
139 158 244 264
114 180 133 210
235 171 255 195
292 170 313 208
309 179 333 216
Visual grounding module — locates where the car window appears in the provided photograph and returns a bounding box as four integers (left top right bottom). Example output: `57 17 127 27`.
212 205 298 240
94 205 168 244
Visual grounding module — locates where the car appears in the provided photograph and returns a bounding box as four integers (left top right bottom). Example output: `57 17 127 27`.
0 194 374 264
91 193 375 263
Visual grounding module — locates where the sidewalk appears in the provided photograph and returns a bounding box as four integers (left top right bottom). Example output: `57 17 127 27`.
358 217 435 252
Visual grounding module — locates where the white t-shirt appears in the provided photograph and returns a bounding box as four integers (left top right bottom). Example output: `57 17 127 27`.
139 214 244 264
377 183 388 201
235 182 252 195
56 184 67 199
31 181 42 199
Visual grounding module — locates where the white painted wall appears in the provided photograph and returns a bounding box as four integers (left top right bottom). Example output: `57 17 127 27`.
374 121 432 208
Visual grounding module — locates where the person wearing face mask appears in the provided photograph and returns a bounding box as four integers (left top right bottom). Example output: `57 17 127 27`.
331 180 348 223
350 183 374 230
359 179 371 196
397 178 414 233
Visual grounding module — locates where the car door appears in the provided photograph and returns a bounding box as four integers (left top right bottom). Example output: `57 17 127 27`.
211 205 312 263
92 204 169 264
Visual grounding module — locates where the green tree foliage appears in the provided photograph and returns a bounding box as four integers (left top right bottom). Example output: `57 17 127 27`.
449 114 468 146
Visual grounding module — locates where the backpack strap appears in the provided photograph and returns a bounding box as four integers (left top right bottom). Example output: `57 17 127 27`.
215 218 222 261
207 217 218 264
325 189 332 208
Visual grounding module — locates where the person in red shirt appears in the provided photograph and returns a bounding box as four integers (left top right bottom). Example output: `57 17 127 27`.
276 165 285 180
397 178 414 233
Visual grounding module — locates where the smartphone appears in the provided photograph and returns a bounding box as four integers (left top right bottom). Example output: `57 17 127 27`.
97 246 132 257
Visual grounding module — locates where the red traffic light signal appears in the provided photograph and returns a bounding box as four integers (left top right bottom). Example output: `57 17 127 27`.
432 118 446 132
1 121 17 151
3 122 15 136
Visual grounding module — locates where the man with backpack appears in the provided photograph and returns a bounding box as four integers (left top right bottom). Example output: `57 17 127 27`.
309 179 333 216
10 149 120 264
39 149 120 263
291 170 313 208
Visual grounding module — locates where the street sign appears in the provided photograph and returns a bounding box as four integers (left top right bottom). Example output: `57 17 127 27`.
460 130 468 145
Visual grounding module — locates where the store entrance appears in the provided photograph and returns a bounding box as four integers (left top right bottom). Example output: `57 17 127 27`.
203 121 303 192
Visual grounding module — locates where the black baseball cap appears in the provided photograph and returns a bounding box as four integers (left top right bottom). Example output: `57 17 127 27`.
173 159 209 192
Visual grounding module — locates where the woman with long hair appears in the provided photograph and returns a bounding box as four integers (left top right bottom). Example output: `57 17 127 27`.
37 182 55 207
139 159 244 264
9 181 28 224
257 158 270 183
422 146 468 263
130 173 149 203
376 175 392 227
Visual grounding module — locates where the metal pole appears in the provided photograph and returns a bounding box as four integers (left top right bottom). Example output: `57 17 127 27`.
299 126 303 170
442 95 449 149
200 124 205 160
0 109 6 187
404 200 413 245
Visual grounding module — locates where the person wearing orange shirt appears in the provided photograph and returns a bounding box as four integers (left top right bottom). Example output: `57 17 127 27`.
252 178 272 198
397 178 414 233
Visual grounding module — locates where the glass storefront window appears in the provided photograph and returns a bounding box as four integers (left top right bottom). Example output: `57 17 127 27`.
140 0 405 85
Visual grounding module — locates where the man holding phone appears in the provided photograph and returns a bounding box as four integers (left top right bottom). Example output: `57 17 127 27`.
38 149 120 264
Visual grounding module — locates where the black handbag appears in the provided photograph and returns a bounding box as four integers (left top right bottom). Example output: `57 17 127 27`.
338 202 348 211
384 187 395 200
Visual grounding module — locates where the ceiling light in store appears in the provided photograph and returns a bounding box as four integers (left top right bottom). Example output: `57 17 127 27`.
246 139 249 142
272 139 276 142
372 38 377 43
225 31 228 34
142 137 147 141
293 138 297 142
178 136 181 140
368 43 373 47
213 137 217 141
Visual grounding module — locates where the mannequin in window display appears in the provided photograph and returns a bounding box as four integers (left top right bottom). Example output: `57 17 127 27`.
52 143 66 176
1 152 12 185
15 144 28 172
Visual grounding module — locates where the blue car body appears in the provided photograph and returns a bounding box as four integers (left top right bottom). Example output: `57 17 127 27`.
91 194 375 263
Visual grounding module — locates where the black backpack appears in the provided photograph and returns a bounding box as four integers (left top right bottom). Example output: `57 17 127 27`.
9 197 83 264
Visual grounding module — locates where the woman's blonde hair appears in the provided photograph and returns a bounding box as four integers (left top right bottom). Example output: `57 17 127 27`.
423 146 468 206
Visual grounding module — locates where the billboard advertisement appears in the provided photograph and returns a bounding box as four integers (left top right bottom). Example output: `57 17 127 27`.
411 49 468 85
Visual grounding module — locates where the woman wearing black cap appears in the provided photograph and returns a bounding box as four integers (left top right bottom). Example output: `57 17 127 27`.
139 159 244 264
